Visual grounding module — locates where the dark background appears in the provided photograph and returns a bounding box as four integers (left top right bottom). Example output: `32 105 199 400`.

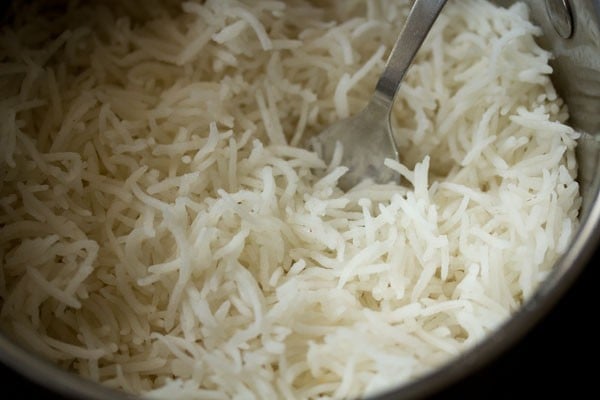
0 249 596 399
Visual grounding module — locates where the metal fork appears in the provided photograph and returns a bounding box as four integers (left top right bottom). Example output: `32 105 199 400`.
312 0 447 190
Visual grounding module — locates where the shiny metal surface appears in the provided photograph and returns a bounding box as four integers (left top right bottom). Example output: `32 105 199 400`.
545 0 574 39
0 1 599 399
312 0 446 190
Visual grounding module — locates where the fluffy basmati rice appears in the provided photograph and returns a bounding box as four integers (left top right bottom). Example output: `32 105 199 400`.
0 0 581 398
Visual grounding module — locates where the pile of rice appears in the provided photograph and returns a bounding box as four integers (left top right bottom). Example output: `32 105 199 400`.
0 0 581 398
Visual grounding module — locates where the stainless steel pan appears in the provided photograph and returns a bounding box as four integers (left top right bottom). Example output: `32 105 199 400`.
1 0 598 398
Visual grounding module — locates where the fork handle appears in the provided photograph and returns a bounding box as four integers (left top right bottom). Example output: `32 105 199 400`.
373 0 447 111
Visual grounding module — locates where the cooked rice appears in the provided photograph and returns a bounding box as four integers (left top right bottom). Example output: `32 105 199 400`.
0 0 580 398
